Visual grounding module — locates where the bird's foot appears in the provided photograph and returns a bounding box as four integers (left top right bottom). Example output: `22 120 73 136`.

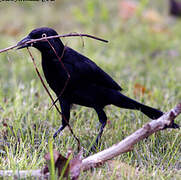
53 131 59 139
53 129 63 139
90 144 99 152
164 122 180 129
53 125 67 139
86 144 99 157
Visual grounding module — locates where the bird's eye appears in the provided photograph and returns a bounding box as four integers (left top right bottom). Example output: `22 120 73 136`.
42 33 47 38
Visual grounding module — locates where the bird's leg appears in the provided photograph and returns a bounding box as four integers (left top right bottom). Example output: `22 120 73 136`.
91 109 107 152
95 121 106 145
53 100 70 139
53 124 67 139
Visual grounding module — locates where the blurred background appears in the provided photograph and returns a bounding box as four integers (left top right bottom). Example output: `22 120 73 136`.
0 0 181 178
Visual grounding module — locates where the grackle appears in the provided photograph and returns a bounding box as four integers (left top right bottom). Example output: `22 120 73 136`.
17 27 165 149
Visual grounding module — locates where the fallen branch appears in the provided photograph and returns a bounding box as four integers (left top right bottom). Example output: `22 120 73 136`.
0 103 180 178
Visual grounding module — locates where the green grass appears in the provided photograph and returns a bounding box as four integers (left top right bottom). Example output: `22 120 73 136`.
0 0 181 179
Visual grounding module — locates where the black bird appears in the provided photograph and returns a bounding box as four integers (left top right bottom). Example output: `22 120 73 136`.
17 27 164 149
169 0 181 17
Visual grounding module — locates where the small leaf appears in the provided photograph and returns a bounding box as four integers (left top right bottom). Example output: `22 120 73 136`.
43 149 69 178
134 83 147 96
43 149 83 180
134 83 151 97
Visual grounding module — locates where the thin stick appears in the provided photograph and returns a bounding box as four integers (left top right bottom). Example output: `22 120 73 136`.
0 33 108 53
0 44 19 53
43 38 81 151
27 47 81 151
23 33 109 44
27 48 60 113
45 39 70 111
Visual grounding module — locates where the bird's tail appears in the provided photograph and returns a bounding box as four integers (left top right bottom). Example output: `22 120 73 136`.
110 91 163 119
139 104 163 119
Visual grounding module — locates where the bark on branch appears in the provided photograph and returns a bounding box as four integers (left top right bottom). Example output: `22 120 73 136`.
0 103 180 178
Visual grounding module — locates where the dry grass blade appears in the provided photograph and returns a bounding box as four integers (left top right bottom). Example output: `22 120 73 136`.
27 47 59 112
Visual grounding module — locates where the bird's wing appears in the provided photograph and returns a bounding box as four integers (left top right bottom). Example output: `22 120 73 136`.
62 47 122 91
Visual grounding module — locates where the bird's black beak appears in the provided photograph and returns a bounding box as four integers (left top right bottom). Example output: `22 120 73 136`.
17 36 32 50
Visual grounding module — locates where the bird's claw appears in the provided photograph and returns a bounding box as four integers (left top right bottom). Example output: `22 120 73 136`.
164 122 180 129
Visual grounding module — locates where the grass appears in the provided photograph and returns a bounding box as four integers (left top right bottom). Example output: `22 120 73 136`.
0 0 181 179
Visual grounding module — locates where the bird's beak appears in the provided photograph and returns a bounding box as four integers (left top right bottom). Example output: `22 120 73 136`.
17 36 32 49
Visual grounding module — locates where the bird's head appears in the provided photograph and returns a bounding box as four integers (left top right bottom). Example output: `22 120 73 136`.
17 27 64 54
